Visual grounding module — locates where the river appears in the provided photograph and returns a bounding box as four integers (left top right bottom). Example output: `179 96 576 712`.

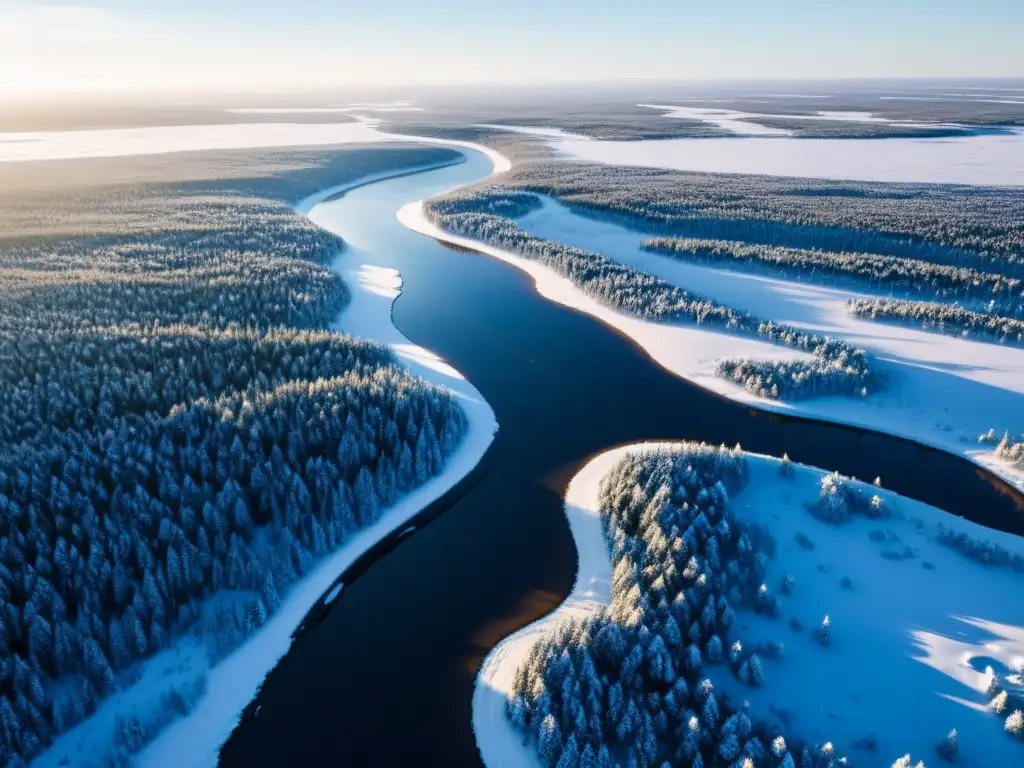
218 148 1024 766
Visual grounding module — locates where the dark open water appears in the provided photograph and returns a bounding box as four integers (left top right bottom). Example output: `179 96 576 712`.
219 150 1024 767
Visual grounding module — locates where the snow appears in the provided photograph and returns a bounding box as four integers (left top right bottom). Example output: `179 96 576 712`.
513 198 1024 491
404 194 1024 492
717 457 1024 765
472 442 1024 767
222 107 366 114
331 101 426 112
88 148 499 768
0 119 388 163
636 104 792 136
473 123 592 140
550 130 1024 186
323 583 343 606
377 131 512 174
642 104 932 128
33 639 208 768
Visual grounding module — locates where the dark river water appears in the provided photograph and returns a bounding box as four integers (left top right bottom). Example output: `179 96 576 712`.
219 150 1024 767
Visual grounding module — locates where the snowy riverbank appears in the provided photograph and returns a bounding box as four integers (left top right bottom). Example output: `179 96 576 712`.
473 442 1024 767
472 444 650 768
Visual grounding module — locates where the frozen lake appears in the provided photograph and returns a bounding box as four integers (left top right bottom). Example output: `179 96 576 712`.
553 129 1024 185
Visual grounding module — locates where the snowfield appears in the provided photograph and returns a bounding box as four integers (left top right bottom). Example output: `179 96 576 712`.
552 129 1024 185
224 101 426 115
473 121 1024 186
0 119 394 163
637 103 946 134
474 443 1024 767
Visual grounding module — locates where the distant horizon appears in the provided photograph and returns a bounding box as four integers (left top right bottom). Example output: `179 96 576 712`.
5 76 1024 108
2 1 1022 98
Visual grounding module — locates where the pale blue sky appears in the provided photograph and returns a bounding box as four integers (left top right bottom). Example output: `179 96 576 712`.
2 0 1022 95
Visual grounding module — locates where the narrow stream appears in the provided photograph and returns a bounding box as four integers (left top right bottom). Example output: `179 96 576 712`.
219 149 1024 766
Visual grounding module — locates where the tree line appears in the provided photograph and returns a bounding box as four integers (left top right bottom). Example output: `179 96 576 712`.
644 237 1023 313
847 298 1024 347
501 163 1024 278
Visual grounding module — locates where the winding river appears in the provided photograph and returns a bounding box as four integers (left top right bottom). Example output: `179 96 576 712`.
219 149 1024 766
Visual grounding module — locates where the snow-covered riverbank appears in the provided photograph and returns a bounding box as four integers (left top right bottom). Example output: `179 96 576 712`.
472 444 645 768
473 442 1024 767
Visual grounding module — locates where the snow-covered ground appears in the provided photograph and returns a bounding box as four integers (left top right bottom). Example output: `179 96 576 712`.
473 123 593 140
474 443 1024 767
0 119 389 163
470 123 1024 186
551 128 1024 185
224 101 425 115
636 104 791 136
719 456 1024 765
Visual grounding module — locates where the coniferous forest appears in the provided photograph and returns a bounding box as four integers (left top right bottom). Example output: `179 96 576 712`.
0 144 468 764
507 445 822 768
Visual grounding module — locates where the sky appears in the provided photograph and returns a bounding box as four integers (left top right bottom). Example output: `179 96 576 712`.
1 0 1022 98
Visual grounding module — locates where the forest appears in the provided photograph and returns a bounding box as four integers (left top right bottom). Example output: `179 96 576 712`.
507 444 837 768
499 163 1024 276
643 237 1023 312
0 145 469 765
847 298 1024 347
426 190 876 401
